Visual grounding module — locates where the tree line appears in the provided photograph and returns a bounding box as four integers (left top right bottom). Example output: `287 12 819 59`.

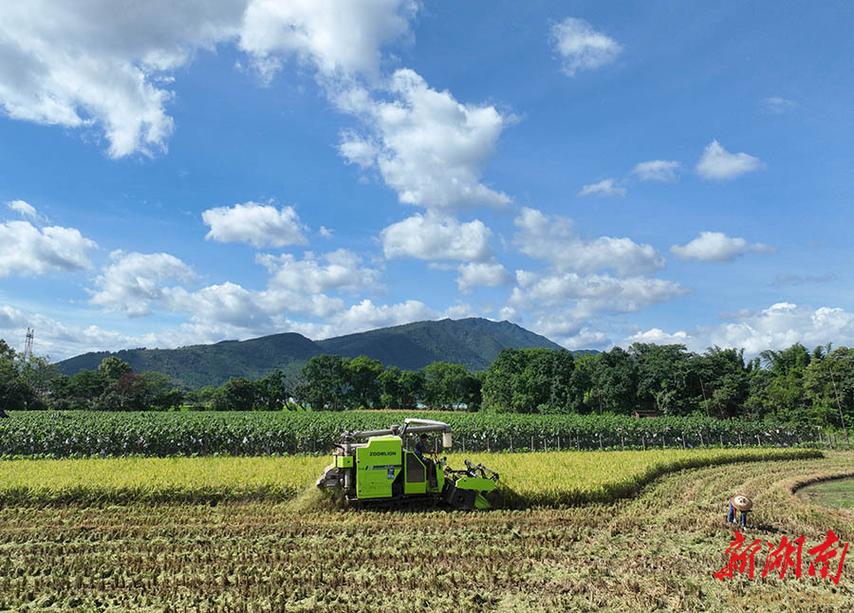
1 338 852 427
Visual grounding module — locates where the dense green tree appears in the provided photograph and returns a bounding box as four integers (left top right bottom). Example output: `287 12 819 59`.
398 370 425 409
378 366 404 408
756 343 812 421
255 370 291 411
630 344 695 415
299 355 352 410
804 346 854 428
346 356 383 408
98 356 133 382
139 372 185 411
422 362 471 409
212 377 257 411
482 348 575 413
692 347 749 418
589 347 638 414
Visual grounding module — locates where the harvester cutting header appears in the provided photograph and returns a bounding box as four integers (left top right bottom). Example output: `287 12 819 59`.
316 418 499 510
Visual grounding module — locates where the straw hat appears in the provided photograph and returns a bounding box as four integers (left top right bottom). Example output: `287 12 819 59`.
730 494 753 512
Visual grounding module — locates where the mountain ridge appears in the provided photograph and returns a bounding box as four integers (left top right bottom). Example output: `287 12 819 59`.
55 317 581 388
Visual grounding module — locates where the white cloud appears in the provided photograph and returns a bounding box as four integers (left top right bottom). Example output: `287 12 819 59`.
6 199 38 219
709 303 854 356
456 261 510 293
510 270 686 319
0 220 97 277
258 249 380 294
578 178 626 198
628 303 854 357
239 0 417 81
763 96 796 114
626 328 691 345
631 160 680 182
88 247 386 329
0 1 246 157
555 326 610 351
551 17 622 77
695 140 763 181
318 225 333 238
0 304 147 360
202 201 307 248
338 69 511 210
671 231 771 262
166 281 275 330
0 1 417 157
514 207 664 276
90 251 195 316
381 213 493 262
332 298 435 335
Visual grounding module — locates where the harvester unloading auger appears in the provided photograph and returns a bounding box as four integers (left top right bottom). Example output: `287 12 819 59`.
316 418 500 510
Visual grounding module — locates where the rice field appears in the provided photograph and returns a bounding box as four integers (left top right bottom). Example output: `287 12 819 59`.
0 453 851 611
0 447 821 505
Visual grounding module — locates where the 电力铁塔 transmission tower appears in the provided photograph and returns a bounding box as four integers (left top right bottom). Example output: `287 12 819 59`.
22 327 34 361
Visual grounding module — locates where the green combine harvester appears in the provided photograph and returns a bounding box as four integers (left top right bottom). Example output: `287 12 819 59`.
316 418 500 510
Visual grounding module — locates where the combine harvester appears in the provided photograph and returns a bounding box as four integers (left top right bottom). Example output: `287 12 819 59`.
316 418 500 510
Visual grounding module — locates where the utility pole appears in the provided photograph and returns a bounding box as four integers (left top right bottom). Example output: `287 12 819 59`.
23 327 34 361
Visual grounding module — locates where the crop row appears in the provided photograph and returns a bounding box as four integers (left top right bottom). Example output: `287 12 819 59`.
0 410 836 458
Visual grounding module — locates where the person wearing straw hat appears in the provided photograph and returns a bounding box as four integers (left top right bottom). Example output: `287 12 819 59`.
727 494 753 528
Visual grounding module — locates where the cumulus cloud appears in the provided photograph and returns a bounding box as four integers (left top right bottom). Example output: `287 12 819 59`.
90 251 195 316
0 1 246 157
338 69 511 210
514 207 664 277
0 303 157 359
381 213 493 262
631 160 680 182
671 231 771 262
202 201 307 248
578 178 626 198
165 281 275 330
87 246 389 330
6 199 38 219
257 249 380 295
456 261 510 293
626 328 691 345
0 1 417 157
239 0 417 81
626 303 854 357
0 220 96 277
551 17 622 77
510 270 686 319
709 303 854 355
695 140 763 181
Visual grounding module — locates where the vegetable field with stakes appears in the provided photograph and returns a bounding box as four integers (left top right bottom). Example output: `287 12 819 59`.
1 410 839 458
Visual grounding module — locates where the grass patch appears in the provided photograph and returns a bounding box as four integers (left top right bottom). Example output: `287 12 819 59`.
796 476 854 510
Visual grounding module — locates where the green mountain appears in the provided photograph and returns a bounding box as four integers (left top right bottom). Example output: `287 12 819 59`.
56 318 571 388
317 318 563 370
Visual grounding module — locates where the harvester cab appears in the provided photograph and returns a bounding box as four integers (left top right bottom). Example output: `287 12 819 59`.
316 418 500 510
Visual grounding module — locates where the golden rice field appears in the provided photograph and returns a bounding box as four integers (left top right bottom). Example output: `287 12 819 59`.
0 452 851 611
0 447 821 505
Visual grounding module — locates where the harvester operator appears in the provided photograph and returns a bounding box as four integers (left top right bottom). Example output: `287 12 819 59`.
414 433 437 487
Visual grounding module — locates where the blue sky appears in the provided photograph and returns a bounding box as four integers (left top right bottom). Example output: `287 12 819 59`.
1 1 853 359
